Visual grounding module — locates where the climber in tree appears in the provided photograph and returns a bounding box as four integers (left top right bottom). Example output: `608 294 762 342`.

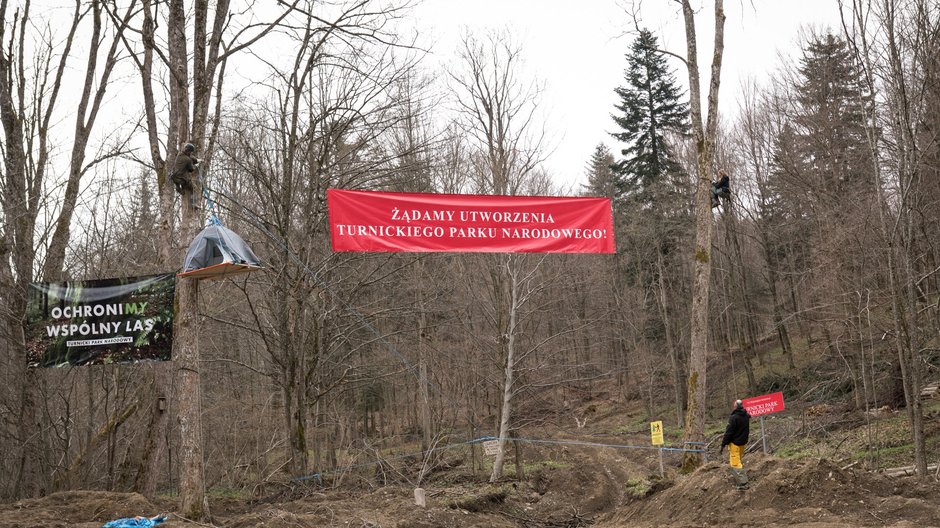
711 169 730 209
171 143 200 208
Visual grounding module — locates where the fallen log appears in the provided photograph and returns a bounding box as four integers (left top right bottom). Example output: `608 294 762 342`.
881 463 939 477
919 382 938 399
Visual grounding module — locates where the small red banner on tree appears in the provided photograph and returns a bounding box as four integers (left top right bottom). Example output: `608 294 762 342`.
328 189 615 254
742 392 785 417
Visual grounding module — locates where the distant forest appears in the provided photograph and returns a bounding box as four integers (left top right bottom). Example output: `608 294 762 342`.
0 0 937 508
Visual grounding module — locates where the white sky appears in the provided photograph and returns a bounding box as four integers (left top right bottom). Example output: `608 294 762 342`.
411 0 846 189
19 0 846 203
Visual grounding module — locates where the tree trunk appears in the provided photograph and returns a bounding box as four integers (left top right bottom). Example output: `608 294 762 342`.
174 134 206 520
680 0 725 473
842 0 928 474
417 263 433 452
291 359 309 477
14 350 40 497
135 365 171 498
175 276 207 520
768 266 795 369
656 252 685 427
512 430 525 480
490 258 518 482
0 1 41 497
58 400 138 490
490 346 515 482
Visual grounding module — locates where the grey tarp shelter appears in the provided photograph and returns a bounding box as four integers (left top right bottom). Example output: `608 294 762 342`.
178 224 261 280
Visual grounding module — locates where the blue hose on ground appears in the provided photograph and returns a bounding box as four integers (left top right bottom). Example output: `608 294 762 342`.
101 515 166 528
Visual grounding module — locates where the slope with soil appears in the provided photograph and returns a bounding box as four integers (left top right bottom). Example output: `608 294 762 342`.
3 451 938 528
600 455 940 528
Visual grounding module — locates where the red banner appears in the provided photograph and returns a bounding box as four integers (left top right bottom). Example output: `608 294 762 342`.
328 189 615 253
742 392 785 417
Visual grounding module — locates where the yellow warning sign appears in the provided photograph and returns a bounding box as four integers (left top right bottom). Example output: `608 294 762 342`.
650 421 664 445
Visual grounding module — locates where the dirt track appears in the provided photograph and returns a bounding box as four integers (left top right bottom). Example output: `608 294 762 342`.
1 453 938 527
600 456 940 527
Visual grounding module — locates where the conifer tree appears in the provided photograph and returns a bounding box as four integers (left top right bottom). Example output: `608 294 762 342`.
583 143 617 200
793 32 873 201
610 29 689 203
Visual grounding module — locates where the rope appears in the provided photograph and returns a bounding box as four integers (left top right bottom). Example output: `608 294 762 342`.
476 436 706 454
196 166 222 226
294 437 485 483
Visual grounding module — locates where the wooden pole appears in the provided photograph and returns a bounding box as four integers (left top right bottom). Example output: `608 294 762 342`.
760 416 768 454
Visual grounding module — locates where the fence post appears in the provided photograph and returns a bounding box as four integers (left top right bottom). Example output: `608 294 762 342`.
760 416 768 454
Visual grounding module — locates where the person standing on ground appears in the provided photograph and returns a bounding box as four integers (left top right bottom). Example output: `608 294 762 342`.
720 399 750 489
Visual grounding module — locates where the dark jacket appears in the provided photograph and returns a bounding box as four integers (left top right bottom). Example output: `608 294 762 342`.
713 175 730 191
171 153 198 183
722 406 750 447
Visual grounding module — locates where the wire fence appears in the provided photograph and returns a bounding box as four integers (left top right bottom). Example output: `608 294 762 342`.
294 435 706 483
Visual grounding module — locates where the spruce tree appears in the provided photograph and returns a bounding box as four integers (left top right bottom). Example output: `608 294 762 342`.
610 29 689 204
793 32 873 201
583 143 617 200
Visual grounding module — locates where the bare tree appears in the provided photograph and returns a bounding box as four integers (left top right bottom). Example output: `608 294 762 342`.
116 0 306 516
839 0 939 477
448 30 551 481
206 0 419 479
677 0 725 472
41 0 135 281
0 0 134 497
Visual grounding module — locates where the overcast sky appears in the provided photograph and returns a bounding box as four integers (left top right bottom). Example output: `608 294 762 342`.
24 0 847 198
411 0 845 189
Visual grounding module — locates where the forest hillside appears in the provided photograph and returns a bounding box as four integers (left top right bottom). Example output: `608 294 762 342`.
1 0 938 527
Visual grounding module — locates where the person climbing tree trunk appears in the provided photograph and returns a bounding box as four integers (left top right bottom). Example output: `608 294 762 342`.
679 0 726 472
122 0 302 514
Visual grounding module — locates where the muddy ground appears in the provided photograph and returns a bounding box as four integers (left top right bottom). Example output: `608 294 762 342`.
2 448 938 528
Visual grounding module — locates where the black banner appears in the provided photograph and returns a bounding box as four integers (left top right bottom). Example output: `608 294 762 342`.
26 274 176 368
